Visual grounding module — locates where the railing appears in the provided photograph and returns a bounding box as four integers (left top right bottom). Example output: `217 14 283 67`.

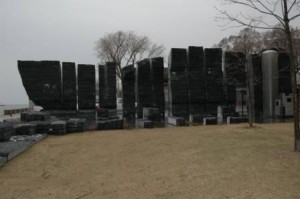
4 108 28 116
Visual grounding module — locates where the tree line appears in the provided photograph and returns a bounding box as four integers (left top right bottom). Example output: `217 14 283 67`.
214 26 300 55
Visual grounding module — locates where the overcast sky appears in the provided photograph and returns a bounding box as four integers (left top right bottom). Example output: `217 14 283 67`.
0 0 299 104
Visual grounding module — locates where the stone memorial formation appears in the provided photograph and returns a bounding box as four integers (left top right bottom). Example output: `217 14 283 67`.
123 57 165 128
167 47 292 124
0 46 293 169
15 47 293 132
18 60 118 132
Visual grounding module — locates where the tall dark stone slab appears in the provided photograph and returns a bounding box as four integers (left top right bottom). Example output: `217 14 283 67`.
105 62 117 109
18 60 62 110
252 54 263 119
99 62 116 109
62 62 77 110
224 52 246 105
122 65 136 123
187 46 205 115
204 48 223 72
98 65 105 107
77 64 95 110
168 48 188 118
136 59 152 118
151 57 165 120
204 48 224 115
278 52 292 94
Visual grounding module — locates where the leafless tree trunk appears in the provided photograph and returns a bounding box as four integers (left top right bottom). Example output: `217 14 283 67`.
217 0 300 151
283 0 300 151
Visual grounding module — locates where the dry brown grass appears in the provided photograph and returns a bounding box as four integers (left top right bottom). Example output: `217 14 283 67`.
0 123 300 199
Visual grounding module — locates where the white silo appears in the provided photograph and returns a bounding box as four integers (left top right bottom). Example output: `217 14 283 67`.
262 50 278 119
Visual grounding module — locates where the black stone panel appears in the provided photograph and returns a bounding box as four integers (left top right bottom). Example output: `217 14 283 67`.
168 72 188 104
169 48 188 72
204 48 222 71
252 54 263 119
18 60 62 110
136 59 152 118
49 121 67 135
98 65 105 107
15 123 37 135
48 110 77 120
278 52 292 94
206 102 220 115
206 70 224 102
187 46 204 71
62 62 77 110
104 62 117 109
189 103 206 115
96 119 123 130
187 46 206 107
21 111 51 122
151 57 165 119
66 118 86 133
205 48 224 104
122 65 136 122
226 85 236 105
99 63 116 109
169 103 188 118
224 52 246 104
30 121 51 134
168 48 188 118
77 64 95 110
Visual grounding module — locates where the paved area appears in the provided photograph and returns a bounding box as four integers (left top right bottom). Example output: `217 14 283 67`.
0 134 47 167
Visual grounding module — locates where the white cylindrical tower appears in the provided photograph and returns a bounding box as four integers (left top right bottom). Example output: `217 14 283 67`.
262 50 278 119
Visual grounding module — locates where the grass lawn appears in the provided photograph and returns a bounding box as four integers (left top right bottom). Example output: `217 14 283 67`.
0 123 300 199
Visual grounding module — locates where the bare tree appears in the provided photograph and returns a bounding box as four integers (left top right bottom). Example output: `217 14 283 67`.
234 28 262 127
217 27 262 127
95 31 165 83
263 26 300 54
216 0 300 151
215 28 263 53
213 36 234 50
232 28 263 53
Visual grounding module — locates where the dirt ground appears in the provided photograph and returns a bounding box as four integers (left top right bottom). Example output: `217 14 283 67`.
0 123 300 199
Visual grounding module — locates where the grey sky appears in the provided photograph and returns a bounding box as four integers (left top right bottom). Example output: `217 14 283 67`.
0 0 299 104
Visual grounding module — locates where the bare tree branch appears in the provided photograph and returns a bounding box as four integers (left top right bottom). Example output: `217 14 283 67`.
290 13 300 21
